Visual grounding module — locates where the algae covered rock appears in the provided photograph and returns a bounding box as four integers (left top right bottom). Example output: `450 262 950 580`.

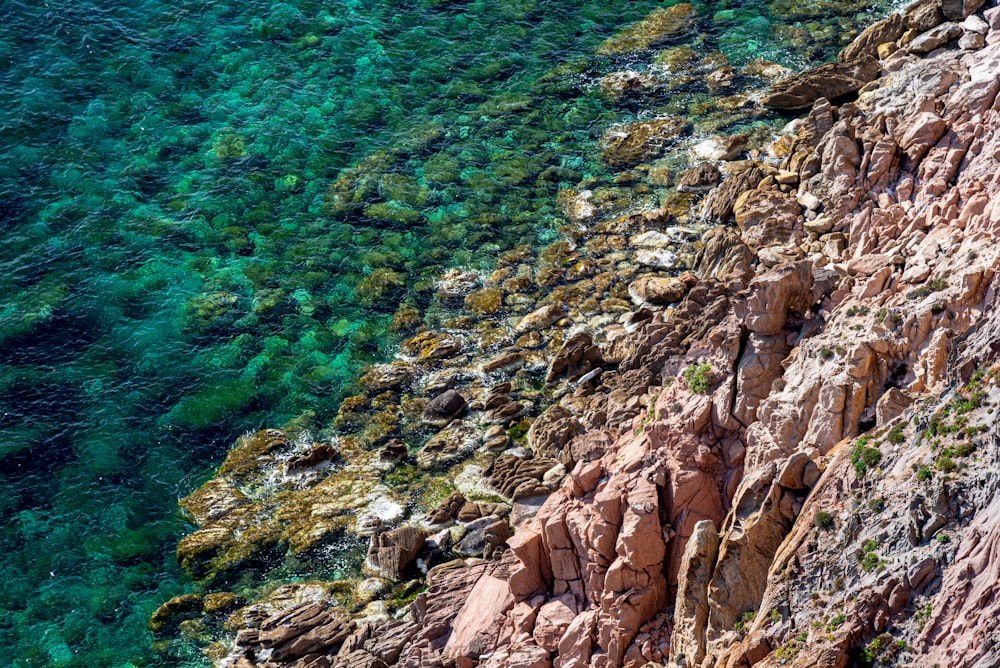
600 116 690 167
596 4 697 56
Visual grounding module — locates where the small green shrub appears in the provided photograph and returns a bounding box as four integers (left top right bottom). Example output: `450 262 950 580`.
826 613 845 632
851 437 882 476
907 277 947 300
733 610 756 637
867 497 884 513
915 602 932 631
820 346 834 360
683 362 713 393
814 511 834 530
935 454 956 472
917 465 932 481
935 533 949 544
861 538 878 553
861 551 882 572
887 423 905 444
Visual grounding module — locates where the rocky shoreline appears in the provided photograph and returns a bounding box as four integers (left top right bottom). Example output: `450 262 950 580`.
153 0 1000 666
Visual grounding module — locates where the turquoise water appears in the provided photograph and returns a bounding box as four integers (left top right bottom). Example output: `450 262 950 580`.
0 0 885 665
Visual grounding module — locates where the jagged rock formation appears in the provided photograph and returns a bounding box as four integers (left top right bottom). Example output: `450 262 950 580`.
160 1 1000 666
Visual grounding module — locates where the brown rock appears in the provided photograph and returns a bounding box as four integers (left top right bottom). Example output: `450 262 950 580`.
600 116 690 167
671 520 720 666
907 22 963 53
677 162 721 193
628 275 688 305
763 55 880 110
422 390 467 427
903 0 945 32
379 438 408 462
692 227 756 282
940 0 986 20
734 187 802 250
700 161 766 222
839 12 905 61
515 303 563 333
737 261 814 335
366 526 427 580
286 443 339 473
528 405 585 463
546 332 604 383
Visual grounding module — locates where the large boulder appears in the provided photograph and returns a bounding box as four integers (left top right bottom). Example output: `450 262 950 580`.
763 55 880 110
366 525 427 580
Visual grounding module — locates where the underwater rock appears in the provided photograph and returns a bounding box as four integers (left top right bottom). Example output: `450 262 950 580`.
435 269 481 301
515 303 564 333
148 594 202 633
596 3 697 56
600 116 691 168
598 70 662 103
464 286 504 315
400 331 462 361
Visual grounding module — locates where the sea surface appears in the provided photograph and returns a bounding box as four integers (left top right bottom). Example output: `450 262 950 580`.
0 0 889 665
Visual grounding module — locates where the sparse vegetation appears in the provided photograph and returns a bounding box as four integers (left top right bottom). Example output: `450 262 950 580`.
683 362 713 393
915 602 932 631
917 465 932 481
867 497 884 514
861 551 882 572
907 277 947 300
733 610 756 637
851 436 882 476
820 346 834 360
814 511 835 530
935 454 956 472
826 613 845 632
887 423 905 444
936 533 949 544
875 307 888 323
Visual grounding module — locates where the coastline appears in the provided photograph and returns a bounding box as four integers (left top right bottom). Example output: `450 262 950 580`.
156 0 1000 666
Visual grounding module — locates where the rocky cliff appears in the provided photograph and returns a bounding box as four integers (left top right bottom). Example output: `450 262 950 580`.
156 1 1000 666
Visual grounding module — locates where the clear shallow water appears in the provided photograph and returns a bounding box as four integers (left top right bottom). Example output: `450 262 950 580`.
0 0 886 665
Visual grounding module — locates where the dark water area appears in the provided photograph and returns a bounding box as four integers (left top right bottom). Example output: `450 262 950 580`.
0 0 891 664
